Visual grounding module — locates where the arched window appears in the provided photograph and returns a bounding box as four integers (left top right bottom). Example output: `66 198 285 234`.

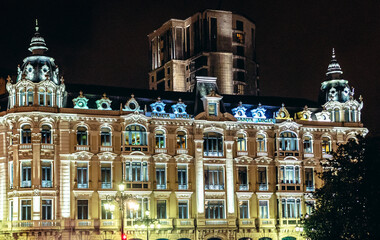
27 88 34 106
19 89 26 106
155 130 166 148
203 132 223 157
344 108 350 122
279 132 298 151
303 135 313 153
334 108 340 122
41 125 52 144
176 131 187 149
259 238 272 240
77 126 88 145
47 89 53 106
257 134 266 152
100 127 112 146
125 125 147 146
321 136 331 153
38 89 45 106
237 133 247 151
21 125 31 144
351 109 356 122
282 237 296 240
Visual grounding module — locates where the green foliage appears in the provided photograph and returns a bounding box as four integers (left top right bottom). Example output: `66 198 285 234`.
303 136 380 240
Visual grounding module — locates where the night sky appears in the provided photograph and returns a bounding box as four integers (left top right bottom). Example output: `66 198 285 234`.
0 0 379 136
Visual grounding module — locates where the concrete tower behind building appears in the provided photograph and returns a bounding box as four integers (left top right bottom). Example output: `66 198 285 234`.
148 9 258 95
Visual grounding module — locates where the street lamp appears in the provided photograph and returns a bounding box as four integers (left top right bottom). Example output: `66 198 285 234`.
104 183 139 240
134 210 160 240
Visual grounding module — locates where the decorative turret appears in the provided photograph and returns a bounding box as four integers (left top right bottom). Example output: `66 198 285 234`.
318 49 351 104
28 19 48 55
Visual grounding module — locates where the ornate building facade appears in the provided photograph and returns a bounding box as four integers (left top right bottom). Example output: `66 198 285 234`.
0 23 367 240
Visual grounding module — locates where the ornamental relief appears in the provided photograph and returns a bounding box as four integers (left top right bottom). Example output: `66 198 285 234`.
234 156 253 164
97 151 117 161
254 156 272 164
174 154 193 163
72 151 94 161
152 153 171 162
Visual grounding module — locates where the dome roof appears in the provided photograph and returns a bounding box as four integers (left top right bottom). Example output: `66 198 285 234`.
16 20 60 85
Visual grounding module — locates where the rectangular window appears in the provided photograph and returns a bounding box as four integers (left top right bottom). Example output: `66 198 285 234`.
305 168 314 191
101 200 113 219
77 200 88 219
239 200 249 219
280 166 300 184
178 200 189 219
21 199 32 220
77 163 88 188
21 161 32 188
156 164 166 189
127 198 149 219
157 200 167 219
204 165 224 190
259 200 269 219
208 103 217 116
258 167 267 190
42 199 52 220
125 162 148 182
41 161 52 188
203 133 223 157
210 18 217 51
101 164 112 189
9 162 13 189
205 200 225 219
306 200 315 215
178 165 187 190
238 166 248 190
236 20 244 31
9 201 13 221
281 199 301 218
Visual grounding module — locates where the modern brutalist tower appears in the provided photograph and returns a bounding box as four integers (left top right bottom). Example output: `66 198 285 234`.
148 9 258 95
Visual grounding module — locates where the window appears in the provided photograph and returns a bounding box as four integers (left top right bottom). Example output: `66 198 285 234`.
238 166 248 190
9 162 13 189
281 199 301 218
77 163 88 188
39 89 45 106
176 131 187 149
77 126 88 145
155 130 165 148
157 200 167 219
208 103 217 116
124 125 147 146
303 136 312 153
258 167 268 190
42 200 52 220
156 164 166 189
27 88 33 106
333 108 340 122
306 201 315 215
127 198 149 219
19 89 26 106
100 127 112 146
101 200 113 219
351 109 356 122
237 133 247 151
204 165 224 190
178 200 189 219
210 18 217 51
203 132 223 157
239 200 249 219
259 200 269 219
344 109 350 122
236 20 244 30
46 90 52 106
321 136 331 153
234 33 245 44
280 166 300 184
21 161 31 188
41 161 52 188
125 162 148 182
21 125 31 144
41 125 52 144
305 168 314 191
178 165 187 190
101 163 112 189
21 200 32 220
257 134 266 152
205 200 225 219
9 201 13 221
77 200 88 219
279 132 298 151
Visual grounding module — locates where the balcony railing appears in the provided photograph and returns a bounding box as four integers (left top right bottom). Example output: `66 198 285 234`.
76 145 90 151
156 184 166 190
237 151 248 156
281 218 301 225
275 150 300 157
277 182 302 191
257 218 275 227
322 153 333 159
101 182 112 189
100 219 119 229
175 219 194 228
155 148 167 154
75 219 94 229
121 145 148 152
20 144 32 150
258 183 268 191
257 152 268 157
303 153 314 158
7 220 62 229
306 185 315 191
239 219 255 227
41 144 54 150
205 184 224 190
21 181 31 188
100 146 113 152
41 180 52 188
178 184 188 190
77 183 89 189
205 219 228 225
176 149 188 154
125 181 150 189
239 184 249 191
158 219 173 228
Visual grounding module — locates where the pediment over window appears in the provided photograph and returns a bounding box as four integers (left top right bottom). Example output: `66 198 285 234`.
174 154 193 163
254 156 273 164
97 152 117 161
256 193 273 200
152 153 171 162
277 119 301 132
236 192 253 200
72 151 94 161
234 156 253 164
122 111 148 125
175 191 193 199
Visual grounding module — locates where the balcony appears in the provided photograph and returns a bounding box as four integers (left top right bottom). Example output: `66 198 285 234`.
77 183 89 189
6 220 62 230
41 180 53 188
277 182 302 191
280 218 301 226
238 219 255 228
257 218 275 228
19 144 32 150
155 148 167 154
237 151 248 156
125 181 150 190
204 219 228 226
156 184 166 190
158 219 173 229
100 146 113 152
257 151 268 157
303 153 314 158
275 150 300 157
175 219 194 228
41 144 54 150
76 145 90 151
121 145 148 152
75 219 94 229
176 149 188 155
322 153 333 159
100 219 119 229
205 184 224 190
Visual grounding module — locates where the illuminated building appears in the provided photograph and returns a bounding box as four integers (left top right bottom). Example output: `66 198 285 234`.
0 22 367 240
148 9 258 95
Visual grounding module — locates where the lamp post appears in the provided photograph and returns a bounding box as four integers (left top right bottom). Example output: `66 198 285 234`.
104 183 139 240
134 210 160 240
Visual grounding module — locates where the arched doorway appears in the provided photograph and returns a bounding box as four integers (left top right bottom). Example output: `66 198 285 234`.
282 237 296 240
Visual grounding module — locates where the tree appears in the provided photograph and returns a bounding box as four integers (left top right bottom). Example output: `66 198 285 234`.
303 135 380 240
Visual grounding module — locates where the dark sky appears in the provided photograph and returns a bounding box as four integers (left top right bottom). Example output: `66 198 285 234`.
0 0 379 136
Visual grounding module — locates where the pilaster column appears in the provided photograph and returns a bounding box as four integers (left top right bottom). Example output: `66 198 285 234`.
194 139 204 216
60 159 71 218
225 141 235 215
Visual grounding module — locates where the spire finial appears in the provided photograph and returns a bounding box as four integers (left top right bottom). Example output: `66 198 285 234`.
35 19 39 32
332 48 335 58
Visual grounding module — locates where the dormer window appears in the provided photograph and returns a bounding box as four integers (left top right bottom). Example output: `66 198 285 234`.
208 103 217 116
